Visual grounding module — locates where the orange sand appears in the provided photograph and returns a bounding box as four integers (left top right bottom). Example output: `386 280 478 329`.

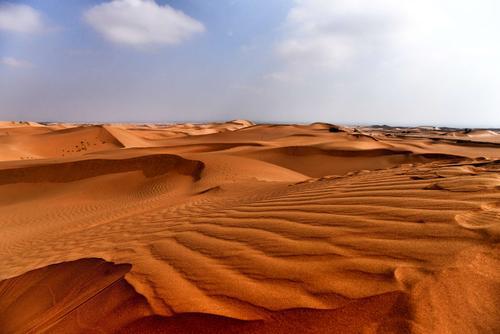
0 121 499 333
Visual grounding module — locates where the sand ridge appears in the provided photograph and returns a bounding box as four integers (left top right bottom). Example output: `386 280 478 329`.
0 121 499 333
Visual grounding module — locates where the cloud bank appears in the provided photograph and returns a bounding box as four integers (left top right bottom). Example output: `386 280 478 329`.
84 0 205 47
1 57 33 68
0 3 45 33
277 0 404 70
257 0 500 125
275 0 500 76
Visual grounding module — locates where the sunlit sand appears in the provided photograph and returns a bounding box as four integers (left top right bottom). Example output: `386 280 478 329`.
0 121 498 333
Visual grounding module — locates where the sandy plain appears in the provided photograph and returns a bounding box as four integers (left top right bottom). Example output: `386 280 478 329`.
0 120 499 333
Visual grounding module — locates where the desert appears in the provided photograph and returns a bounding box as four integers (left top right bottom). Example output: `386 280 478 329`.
2 1 500 332
0 120 499 333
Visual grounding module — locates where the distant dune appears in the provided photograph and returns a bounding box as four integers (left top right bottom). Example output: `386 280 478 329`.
0 121 499 333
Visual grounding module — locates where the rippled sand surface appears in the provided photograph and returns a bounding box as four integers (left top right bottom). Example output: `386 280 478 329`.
0 121 499 333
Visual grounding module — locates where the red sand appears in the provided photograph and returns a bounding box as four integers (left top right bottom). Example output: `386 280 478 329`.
0 121 499 333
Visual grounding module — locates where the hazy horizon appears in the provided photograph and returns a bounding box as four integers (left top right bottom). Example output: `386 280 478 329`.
4 118 500 130
1 0 500 127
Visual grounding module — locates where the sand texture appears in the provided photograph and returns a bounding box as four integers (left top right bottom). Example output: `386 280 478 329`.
0 121 499 333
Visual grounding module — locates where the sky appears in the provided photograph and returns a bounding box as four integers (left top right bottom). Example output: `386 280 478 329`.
0 0 499 127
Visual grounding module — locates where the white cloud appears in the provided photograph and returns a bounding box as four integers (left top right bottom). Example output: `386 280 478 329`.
84 0 205 47
0 3 45 33
251 0 500 125
275 0 500 75
1 57 33 68
275 0 411 72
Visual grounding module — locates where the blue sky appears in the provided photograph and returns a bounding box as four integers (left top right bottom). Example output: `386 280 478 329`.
1 0 499 126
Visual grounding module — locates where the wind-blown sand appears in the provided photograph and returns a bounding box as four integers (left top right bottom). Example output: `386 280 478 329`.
0 121 499 333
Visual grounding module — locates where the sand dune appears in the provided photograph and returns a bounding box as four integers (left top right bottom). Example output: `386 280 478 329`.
0 125 123 161
0 121 499 333
0 154 204 184
0 258 410 334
